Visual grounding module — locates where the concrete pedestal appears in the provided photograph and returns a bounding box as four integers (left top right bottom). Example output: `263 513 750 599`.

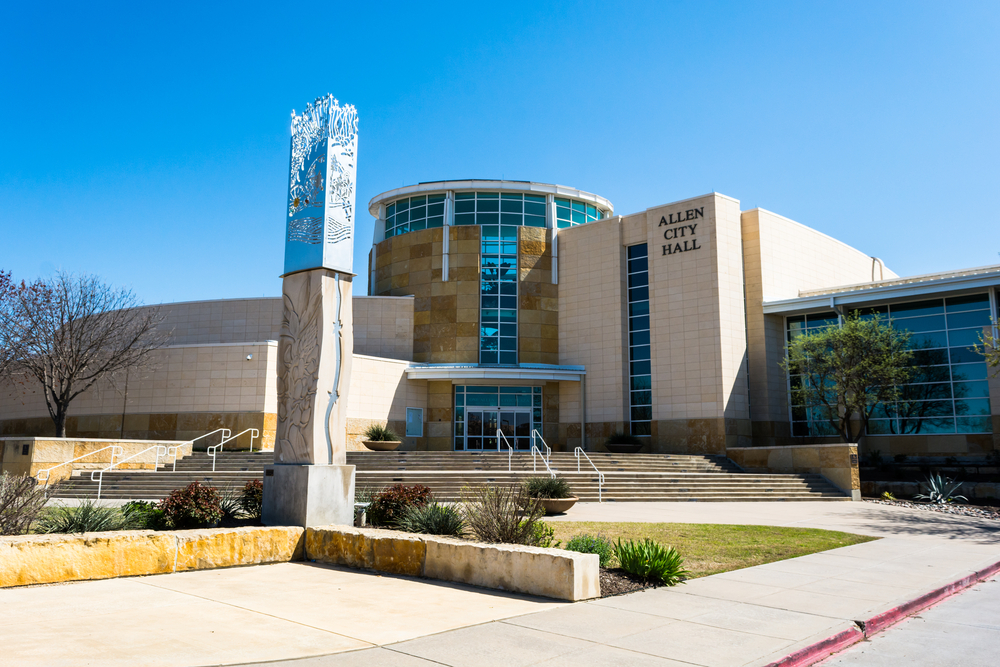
262 464 356 527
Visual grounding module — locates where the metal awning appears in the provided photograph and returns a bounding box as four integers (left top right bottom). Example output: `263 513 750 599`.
404 363 585 382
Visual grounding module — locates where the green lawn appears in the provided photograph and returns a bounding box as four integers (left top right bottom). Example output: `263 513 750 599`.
547 521 877 578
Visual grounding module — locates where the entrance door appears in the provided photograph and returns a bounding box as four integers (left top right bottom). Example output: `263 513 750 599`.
465 409 532 450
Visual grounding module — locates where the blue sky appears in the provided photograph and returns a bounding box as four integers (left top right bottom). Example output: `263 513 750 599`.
1 1 997 305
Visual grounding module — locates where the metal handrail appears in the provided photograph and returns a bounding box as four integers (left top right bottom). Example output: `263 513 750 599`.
530 444 557 479
575 446 605 503
91 444 167 500
207 428 259 472
36 445 124 491
496 429 514 472
166 428 231 472
531 429 551 462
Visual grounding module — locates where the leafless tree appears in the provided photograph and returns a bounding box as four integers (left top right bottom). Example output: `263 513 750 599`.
0 272 166 436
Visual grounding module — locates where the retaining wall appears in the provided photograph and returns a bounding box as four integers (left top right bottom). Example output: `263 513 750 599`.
727 443 860 500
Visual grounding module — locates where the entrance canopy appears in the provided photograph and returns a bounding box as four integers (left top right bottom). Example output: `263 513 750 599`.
404 363 585 383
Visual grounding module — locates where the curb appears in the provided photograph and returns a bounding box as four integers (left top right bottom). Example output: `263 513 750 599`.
764 558 1000 667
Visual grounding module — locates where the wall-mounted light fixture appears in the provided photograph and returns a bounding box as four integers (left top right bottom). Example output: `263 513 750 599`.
246 354 253 361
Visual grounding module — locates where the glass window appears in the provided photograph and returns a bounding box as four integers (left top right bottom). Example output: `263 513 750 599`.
627 243 652 438
405 408 423 437
787 293 993 437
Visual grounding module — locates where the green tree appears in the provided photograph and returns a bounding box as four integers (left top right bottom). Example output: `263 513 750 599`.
781 312 914 443
974 322 1000 377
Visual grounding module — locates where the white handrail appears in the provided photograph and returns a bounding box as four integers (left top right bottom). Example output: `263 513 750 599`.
207 428 259 472
531 429 551 462
91 445 167 500
166 428 231 472
530 444 557 479
36 445 124 490
496 429 514 472
575 446 605 503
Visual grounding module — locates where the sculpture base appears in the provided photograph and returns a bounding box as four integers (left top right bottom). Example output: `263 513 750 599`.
261 464 356 527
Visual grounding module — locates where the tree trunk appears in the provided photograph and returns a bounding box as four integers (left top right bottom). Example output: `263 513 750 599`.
53 406 67 437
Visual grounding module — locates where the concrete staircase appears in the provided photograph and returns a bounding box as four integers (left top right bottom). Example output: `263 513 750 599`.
49 449 849 502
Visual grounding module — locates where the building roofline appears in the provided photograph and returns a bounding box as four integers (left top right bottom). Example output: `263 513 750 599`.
367 180 613 217
762 265 1000 315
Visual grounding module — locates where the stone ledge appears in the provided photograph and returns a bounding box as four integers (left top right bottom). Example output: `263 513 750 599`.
306 525 600 601
0 526 304 588
0 524 598 601
727 443 860 500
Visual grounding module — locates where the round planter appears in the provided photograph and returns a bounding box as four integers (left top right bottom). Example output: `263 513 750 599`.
604 443 644 454
363 440 402 451
539 496 579 515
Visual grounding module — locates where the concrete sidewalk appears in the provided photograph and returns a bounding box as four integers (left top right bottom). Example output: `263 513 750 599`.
0 502 996 667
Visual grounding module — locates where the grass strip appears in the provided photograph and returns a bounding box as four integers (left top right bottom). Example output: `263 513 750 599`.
548 521 877 578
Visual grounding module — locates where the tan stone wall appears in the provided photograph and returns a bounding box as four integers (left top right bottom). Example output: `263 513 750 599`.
372 227 480 363
643 194 750 454
426 380 454 450
154 298 283 345
353 296 414 361
0 437 194 482
0 341 278 423
727 443 860 499
557 218 627 437
344 354 427 451
519 227 558 365
0 412 276 449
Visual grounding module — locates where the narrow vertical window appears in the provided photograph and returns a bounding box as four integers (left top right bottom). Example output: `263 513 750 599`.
627 244 652 436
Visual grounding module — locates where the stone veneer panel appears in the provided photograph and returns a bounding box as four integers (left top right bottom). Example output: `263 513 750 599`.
519 228 558 365
372 227 480 363
353 296 414 361
426 381 454 451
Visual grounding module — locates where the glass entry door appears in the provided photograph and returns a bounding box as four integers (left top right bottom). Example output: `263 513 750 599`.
464 409 532 450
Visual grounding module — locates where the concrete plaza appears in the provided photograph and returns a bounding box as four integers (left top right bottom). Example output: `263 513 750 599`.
0 501 997 666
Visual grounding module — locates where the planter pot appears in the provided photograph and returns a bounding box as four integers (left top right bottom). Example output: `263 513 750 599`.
604 443 644 454
363 440 402 452
540 496 579 515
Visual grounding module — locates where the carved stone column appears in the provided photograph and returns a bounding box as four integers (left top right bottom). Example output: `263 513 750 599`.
262 94 359 527
262 269 354 526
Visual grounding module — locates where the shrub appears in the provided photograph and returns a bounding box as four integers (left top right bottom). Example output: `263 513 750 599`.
527 520 558 548
363 423 399 442
397 502 465 536
159 481 223 529
915 474 967 504
880 491 896 501
460 484 544 545
565 533 614 567
122 500 166 530
367 484 431 528
606 432 641 446
37 499 144 534
614 538 689 586
354 485 382 505
523 477 573 499
0 473 48 535
867 449 883 466
218 484 243 521
240 479 263 519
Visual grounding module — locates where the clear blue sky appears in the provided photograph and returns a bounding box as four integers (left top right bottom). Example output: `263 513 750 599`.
1 1 998 305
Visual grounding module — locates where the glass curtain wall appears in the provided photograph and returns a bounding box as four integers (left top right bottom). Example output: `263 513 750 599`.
453 386 542 450
384 194 445 238
627 244 653 436
555 198 602 228
787 293 994 436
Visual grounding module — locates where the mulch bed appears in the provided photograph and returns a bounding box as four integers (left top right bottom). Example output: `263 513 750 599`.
864 498 1000 521
599 568 658 597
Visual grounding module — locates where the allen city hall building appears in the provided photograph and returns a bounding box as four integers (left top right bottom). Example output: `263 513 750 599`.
2 180 998 460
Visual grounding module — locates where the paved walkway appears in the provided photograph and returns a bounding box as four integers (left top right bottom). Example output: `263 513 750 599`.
1 502 997 667
820 575 1000 666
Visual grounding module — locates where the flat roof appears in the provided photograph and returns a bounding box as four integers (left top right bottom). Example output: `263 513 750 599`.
368 180 613 217
763 264 1000 315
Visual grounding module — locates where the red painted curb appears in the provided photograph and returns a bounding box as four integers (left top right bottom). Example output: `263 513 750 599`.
763 557 1000 667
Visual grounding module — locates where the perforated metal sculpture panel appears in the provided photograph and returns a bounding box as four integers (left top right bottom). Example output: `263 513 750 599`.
284 94 358 275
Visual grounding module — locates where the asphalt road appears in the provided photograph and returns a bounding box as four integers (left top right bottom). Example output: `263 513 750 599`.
822 576 1000 667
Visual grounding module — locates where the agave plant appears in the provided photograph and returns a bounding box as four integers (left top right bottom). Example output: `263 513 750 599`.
914 474 967 504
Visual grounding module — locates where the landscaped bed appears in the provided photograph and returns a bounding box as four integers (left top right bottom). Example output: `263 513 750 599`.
548 521 878 595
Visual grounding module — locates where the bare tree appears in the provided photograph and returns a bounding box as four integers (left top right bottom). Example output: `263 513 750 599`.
0 270 22 377
0 272 166 436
